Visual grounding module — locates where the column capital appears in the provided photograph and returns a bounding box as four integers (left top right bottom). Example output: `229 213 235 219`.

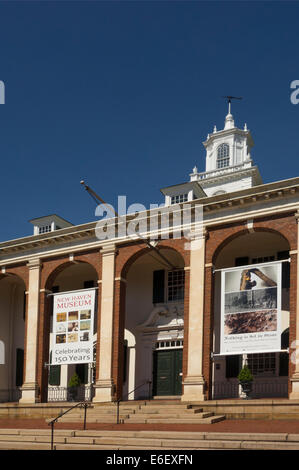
188 226 208 242
295 210 299 222
100 244 116 257
27 258 42 270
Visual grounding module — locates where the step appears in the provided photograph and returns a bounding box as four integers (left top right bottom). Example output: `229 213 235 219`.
123 415 226 424
136 407 203 414
0 441 52 450
16 429 295 442
4 438 299 451
140 403 191 408
126 412 213 419
53 417 126 423
1 429 299 450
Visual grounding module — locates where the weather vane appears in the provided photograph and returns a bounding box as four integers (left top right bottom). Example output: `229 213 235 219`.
222 95 243 114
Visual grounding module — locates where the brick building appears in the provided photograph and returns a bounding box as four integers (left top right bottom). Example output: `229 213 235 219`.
0 106 298 404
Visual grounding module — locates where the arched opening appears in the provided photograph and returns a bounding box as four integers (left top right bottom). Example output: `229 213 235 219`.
0 274 26 402
212 230 290 399
43 262 98 402
122 247 185 400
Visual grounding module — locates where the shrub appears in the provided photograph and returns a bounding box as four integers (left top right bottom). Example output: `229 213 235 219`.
68 372 81 388
238 365 253 383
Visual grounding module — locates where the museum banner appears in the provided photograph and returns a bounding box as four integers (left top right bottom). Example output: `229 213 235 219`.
220 262 282 355
51 288 96 365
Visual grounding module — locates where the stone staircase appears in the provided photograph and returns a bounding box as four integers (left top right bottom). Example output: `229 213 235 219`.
54 401 226 424
1 428 299 450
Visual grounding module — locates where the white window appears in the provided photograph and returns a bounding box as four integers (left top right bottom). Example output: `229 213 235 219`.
217 143 230 169
155 340 183 350
251 256 275 264
39 225 52 234
171 194 188 205
247 353 276 376
167 269 185 302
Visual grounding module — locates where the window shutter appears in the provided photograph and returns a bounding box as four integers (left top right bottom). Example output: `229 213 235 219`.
281 261 290 289
153 270 165 303
16 349 24 387
225 355 241 378
76 363 89 384
84 280 95 289
235 257 249 267
49 352 61 386
279 353 289 376
277 251 289 261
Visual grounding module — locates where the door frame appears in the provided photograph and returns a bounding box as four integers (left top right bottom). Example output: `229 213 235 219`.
152 346 183 397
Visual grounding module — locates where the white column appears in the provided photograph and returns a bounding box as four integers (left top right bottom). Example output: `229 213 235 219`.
290 211 299 398
182 229 206 402
19 259 41 403
93 245 116 402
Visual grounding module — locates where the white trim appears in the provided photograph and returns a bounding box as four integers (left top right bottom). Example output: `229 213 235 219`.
214 258 290 273
213 349 289 357
0 201 298 267
47 286 98 297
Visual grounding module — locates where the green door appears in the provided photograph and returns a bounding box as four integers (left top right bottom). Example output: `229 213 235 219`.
153 349 182 396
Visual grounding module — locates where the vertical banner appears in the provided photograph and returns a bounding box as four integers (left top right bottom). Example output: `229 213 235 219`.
220 262 282 355
52 289 96 365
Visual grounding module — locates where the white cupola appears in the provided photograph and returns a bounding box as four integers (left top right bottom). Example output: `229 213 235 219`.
160 101 263 205
190 101 262 196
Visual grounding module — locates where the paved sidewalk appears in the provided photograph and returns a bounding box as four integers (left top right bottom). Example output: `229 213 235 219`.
0 418 299 434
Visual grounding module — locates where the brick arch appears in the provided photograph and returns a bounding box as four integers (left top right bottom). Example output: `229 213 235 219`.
117 239 190 279
0 267 28 290
38 251 101 402
113 239 189 401
203 212 297 400
42 251 101 290
206 214 296 266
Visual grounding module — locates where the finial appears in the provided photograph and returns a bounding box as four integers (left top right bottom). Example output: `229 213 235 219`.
213 125 217 133
222 96 243 114
244 123 247 131
193 166 198 174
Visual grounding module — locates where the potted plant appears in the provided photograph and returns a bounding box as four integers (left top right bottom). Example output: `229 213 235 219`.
238 365 253 399
68 372 81 401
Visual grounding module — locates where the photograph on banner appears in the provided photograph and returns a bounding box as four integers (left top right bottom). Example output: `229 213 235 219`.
221 263 282 355
51 289 96 365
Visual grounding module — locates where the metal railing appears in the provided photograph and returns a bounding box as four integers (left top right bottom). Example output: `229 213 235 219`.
212 380 288 399
48 401 92 450
47 385 94 402
115 380 152 424
251 380 288 398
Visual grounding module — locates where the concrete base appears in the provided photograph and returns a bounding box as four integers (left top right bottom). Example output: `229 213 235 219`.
192 398 299 420
181 376 206 402
2 398 299 421
289 376 299 399
19 383 39 404
92 379 114 403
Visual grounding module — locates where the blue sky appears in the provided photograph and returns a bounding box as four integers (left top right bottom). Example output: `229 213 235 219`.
0 0 298 242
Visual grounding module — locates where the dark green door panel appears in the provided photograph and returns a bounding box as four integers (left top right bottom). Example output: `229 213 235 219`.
153 349 182 396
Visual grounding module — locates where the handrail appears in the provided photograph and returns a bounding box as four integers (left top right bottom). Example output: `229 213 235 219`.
115 380 151 424
48 401 91 450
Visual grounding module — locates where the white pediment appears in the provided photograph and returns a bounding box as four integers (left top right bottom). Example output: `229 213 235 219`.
137 303 184 332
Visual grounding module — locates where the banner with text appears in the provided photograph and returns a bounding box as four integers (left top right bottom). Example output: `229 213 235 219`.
52 289 96 365
220 262 282 355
